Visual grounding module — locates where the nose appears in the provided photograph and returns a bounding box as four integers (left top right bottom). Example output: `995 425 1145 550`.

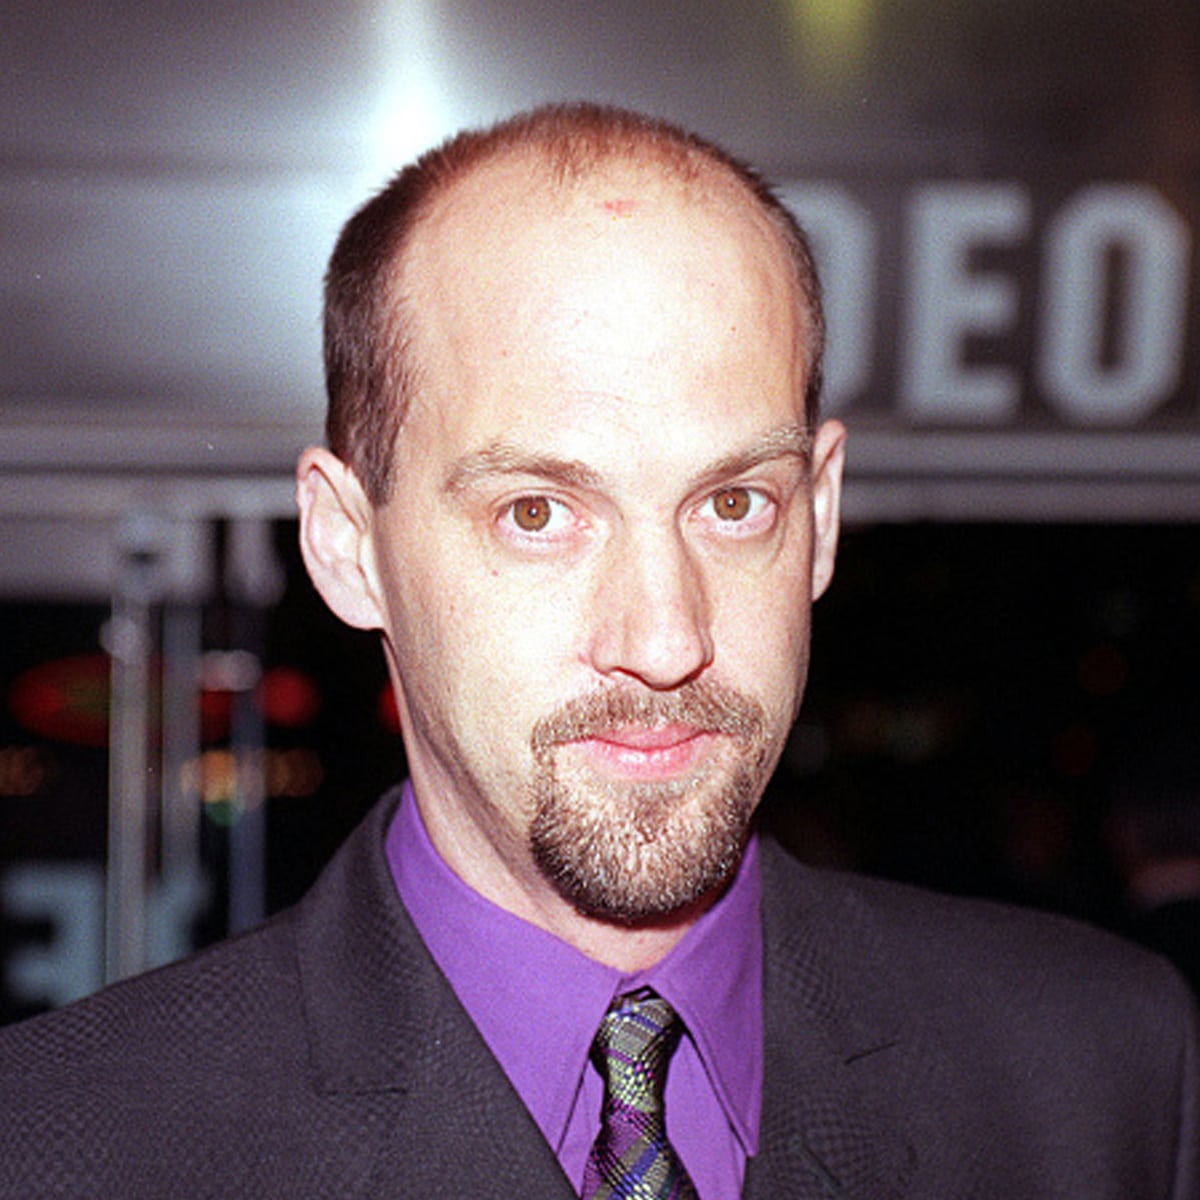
587 524 714 690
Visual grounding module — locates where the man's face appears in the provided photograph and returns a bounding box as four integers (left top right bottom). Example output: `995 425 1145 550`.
361 153 843 928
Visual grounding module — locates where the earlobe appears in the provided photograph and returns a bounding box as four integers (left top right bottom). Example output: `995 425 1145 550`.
809 419 847 601
295 447 386 631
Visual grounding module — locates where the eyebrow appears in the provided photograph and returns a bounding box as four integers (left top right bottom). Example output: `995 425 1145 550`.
443 422 813 497
445 445 604 495
691 423 813 488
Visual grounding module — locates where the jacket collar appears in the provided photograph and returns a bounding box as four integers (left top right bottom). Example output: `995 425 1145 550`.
294 792 912 1198
745 839 914 1200
293 788 577 1196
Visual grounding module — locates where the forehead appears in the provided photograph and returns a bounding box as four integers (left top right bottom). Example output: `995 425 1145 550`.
392 147 809 458
408 148 800 328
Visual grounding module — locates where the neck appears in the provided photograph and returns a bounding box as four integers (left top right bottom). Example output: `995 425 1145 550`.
414 789 720 971
456 848 721 972
544 891 718 973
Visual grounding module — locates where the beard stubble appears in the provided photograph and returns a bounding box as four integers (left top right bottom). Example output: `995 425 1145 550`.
528 679 772 923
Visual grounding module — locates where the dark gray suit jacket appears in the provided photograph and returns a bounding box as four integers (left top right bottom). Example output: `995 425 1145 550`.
1 790 1196 1198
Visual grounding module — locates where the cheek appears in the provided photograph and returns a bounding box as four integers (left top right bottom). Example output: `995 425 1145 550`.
721 600 808 675
374 536 472 715
486 576 590 682
711 564 813 695
411 558 587 711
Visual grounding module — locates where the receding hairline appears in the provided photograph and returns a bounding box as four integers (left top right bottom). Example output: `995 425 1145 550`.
404 135 799 273
386 115 742 295
386 136 819 391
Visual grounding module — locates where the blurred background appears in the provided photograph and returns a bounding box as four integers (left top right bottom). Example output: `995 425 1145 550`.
2 0 1198 1023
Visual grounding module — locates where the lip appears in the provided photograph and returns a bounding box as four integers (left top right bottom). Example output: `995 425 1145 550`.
569 723 716 781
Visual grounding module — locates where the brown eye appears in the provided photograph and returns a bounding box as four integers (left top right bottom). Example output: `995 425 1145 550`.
511 496 553 531
712 487 752 521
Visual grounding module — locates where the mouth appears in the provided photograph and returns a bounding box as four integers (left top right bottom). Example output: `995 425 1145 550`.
568 723 719 782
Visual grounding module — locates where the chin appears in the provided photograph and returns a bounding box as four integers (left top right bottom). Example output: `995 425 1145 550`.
529 756 762 924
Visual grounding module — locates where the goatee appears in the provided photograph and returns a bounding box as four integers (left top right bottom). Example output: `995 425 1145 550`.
528 680 771 923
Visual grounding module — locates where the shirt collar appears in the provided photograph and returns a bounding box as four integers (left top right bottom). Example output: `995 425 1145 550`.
387 780 762 1156
632 836 763 1154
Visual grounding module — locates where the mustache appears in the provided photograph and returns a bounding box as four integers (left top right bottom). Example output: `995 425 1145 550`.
530 679 767 756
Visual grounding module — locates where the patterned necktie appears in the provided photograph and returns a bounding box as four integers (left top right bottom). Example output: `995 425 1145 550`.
583 989 699 1200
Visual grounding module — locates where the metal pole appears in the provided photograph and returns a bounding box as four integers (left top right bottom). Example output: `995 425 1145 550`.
225 517 283 934
161 602 203 879
104 515 162 983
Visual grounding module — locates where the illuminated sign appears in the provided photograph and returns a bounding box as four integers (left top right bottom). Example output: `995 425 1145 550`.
784 181 1196 429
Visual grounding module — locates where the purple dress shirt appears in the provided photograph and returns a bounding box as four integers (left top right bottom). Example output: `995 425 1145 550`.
387 782 763 1199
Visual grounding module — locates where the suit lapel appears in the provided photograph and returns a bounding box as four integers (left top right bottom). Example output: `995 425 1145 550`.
743 841 915 1200
290 798 915 1198
293 791 577 1199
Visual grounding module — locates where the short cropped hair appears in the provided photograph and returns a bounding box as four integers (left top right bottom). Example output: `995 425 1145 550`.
323 102 824 505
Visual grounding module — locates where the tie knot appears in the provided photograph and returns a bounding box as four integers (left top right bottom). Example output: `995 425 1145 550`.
585 989 698 1199
591 989 683 1117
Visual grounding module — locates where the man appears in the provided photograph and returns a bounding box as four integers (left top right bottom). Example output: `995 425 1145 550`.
1 104 1196 1199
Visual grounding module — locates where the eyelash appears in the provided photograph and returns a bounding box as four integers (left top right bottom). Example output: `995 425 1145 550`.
497 495 574 539
699 486 775 535
494 485 776 547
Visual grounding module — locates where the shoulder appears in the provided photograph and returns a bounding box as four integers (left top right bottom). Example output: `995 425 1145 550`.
0 788 406 1080
0 906 301 1079
0 791 417 1196
757 836 1199 1095
758 836 1199 1108
758 834 1192 1018
0 908 321 1197
757 839 1200 1194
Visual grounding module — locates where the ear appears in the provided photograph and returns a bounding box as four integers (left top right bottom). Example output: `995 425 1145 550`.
295 446 386 631
809 419 847 601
